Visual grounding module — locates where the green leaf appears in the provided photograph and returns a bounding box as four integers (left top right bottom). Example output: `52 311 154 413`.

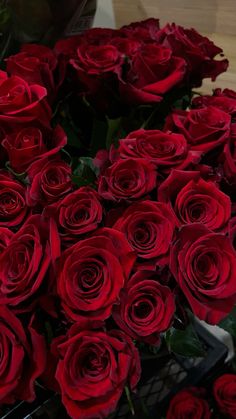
90 117 108 156
72 157 98 188
106 117 122 149
219 306 236 342
165 322 206 357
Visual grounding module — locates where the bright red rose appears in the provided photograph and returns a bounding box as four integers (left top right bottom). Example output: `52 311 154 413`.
0 307 46 404
170 223 236 324
0 171 28 228
113 270 175 345
0 227 13 253
158 170 231 231
165 106 231 153
118 129 201 173
98 158 156 201
2 125 67 173
120 44 186 104
57 228 136 324
166 388 211 419
157 23 228 86
0 72 51 133
113 200 176 263
47 186 103 248
0 214 51 311
192 89 236 117
55 326 141 419
26 157 72 208
6 44 58 101
213 374 236 418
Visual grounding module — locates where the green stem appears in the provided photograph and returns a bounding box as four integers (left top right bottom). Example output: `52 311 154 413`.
125 386 135 416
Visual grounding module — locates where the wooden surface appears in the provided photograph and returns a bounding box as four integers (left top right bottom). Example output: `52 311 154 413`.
113 0 236 93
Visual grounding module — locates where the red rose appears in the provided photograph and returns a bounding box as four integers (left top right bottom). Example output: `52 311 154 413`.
6 44 58 101
118 129 201 173
165 106 231 152
98 158 156 201
158 170 231 231
110 37 141 56
0 306 46 404
0 214 51 311
0 71 51 133
229 217 236 250
120 44 186 104
47 186 103 248
55 326 141 419
0 171 28 228
221 123 236 184
57 228 136 324
0 227 13 254
213 374 236 418
166 388 211 419
121 18 161 42
113 201 176 263
113 270 175 345
170 223 236 324
157 23 228 86
192 89 236 117
2 125 67 173
26 157 72 208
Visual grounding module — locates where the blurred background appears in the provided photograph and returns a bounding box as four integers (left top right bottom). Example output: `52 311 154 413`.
111 0 236 93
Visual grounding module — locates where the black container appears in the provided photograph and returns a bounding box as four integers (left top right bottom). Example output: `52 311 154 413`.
0 322 228 419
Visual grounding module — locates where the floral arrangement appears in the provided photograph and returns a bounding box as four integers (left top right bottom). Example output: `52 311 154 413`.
0 17 236 419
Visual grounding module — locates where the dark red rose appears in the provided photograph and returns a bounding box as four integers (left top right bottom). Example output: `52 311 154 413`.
2 125 67 173
0 171 28 228
46 186 103 248
0 71 51 133
110 37 141 56
170 223 236 324
113 270 175 345
0 307 46 404
121 18 161 42
118 129 201 173
157 23 228 86
57 228 136 324
221 123 236 184
98 158 156 201
82 28 123 45
229 217 236 250
54 35 84 60
213 374 236 418
55 326 141 419
26 157 72 208
167 387 211 419
165 106 231 152
120 44 186 104
158 170 231 231
192 89 236 117
113 201 176 263
0 227 13 253
0 214 51 311
6 44 58 100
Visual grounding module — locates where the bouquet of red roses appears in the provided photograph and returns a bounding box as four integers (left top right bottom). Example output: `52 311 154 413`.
0 17 235 419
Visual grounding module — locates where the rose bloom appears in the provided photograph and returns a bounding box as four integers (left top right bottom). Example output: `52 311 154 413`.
0 71 51 133
113 270 175 345
118 129 200 173
164 105 231 153
6 44 58 101
48 186 103 248
192 88 236 117
0 227 13 254
0 171 28 228
113 200 176 263
0 214 51 311
157 23 228 86
98 158 156 201
221 123 236 184
213 374 236 418
121 18 160 42
0 306 46 404
120 43 186 104
57 228 136 324
170 223 236 324
26 157 72 208
166 388 211 419
158 170 231 231
55 327 141 419
2 125 67 173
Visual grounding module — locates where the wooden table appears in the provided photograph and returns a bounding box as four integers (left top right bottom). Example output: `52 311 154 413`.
113 0 236 94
